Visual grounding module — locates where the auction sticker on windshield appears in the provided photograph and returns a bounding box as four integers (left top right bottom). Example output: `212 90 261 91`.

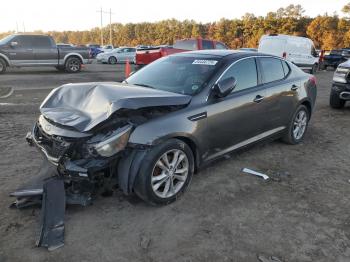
192 60 218 65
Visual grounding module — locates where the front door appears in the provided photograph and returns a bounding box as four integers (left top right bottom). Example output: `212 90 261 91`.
5 35 35 66
205 57 269 161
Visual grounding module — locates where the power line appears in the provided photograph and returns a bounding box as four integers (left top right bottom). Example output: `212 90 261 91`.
96 8 115 46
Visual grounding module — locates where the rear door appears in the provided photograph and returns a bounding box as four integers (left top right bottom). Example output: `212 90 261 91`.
205 57 270 160
7 35 35 66
125 48 136 61
32 36 58 65
257 57 300 131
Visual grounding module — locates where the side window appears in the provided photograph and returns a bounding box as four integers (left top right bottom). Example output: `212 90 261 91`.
32 36 53 48
202 40 214 49
13 36 32 48
221 58 258 92
260 57 285 83
173 40 197 50
215 42 227 50
282 61 290 77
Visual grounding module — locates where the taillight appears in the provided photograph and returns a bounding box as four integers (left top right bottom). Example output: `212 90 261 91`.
309 76 316 86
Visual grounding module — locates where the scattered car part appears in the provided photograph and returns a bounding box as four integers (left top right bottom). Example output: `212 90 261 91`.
242 168 270 180
36 177 65 251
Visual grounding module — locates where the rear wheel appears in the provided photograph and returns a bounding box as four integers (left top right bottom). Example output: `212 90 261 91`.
0 58 7 74
108 56 117 64
310 63 317 74
282 105 309 145
134 139 194 205
330 89 345 109
65 57 81 73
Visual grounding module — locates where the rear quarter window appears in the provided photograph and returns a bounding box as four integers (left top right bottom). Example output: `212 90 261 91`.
260 57 285 83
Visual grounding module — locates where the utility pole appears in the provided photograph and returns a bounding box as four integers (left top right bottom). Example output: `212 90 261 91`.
109 8 112 46
16 22 18 33
100 7 103 46
97 8 114 46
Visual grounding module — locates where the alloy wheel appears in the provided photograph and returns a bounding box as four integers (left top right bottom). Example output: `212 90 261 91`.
69 60 80 72
151 149 189 198
293 110 308 140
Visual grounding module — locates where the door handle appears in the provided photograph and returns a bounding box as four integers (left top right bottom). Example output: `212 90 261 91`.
27 48 33 51
291 84 299 91
253 95 264 103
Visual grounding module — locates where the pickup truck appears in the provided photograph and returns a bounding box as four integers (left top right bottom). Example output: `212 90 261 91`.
0 34 92 74
135 38 228 67
321 49 348 70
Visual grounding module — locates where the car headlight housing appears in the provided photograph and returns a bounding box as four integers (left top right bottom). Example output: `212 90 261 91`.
89 125 132 157
333 67 350 83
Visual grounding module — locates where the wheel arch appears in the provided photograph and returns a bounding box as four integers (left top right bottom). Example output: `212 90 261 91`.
0 53 10 66
63 53 84 64
300 99 312 117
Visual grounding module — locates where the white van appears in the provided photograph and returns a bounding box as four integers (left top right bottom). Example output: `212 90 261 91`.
258 34 319 74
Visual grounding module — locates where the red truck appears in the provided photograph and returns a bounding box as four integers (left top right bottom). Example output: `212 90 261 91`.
135 38 228 67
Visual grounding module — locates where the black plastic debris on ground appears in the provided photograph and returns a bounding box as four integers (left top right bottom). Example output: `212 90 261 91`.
36 177 65 251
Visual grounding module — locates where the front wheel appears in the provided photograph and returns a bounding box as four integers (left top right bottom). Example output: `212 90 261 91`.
65 57 81 73
134 139 194 205
282 105 310 145
108 56 117 64
0 58 7 74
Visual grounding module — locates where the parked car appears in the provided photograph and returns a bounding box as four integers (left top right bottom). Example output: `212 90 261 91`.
0 34 92 73
135 38 228 67
258 34 319 74
330 61 350 108
86 44 103 58
100 44 115 53
96 47 136 64
321 49 348 70
23 50 317 207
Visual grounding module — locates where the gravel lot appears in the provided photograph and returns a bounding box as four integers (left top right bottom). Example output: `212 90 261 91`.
0 65 349 262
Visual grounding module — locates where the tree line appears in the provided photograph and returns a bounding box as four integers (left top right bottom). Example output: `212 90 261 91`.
1 4 350 50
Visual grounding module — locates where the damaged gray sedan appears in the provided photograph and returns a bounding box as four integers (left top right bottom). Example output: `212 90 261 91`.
22 50 317 207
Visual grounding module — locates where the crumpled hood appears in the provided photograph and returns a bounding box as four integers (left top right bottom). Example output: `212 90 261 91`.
40 82 191 132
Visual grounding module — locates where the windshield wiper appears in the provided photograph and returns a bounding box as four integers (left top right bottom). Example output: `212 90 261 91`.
133 83 155 89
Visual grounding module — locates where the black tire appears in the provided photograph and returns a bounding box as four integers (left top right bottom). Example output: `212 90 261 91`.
310 63 317 74
330 90 345 109
134 139 194 205
108 56 117 64
64 57 81 73
0 58 7 74
282 105 310 145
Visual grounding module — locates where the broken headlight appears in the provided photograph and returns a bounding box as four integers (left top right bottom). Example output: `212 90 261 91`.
333 67 350 83
89 125 132 157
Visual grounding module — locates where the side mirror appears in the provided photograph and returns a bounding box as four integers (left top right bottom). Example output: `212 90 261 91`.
213 77 237 98
10 41 18 48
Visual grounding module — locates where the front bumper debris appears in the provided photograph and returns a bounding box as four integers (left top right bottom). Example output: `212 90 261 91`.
36 177 65 251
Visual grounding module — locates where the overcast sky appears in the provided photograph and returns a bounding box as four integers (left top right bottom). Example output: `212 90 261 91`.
1 0 349 32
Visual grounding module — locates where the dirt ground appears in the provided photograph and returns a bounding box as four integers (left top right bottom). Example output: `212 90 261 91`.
0 65 349 262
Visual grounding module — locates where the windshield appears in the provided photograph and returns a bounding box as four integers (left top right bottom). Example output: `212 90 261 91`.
126 56 220 95
0 35 15 45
